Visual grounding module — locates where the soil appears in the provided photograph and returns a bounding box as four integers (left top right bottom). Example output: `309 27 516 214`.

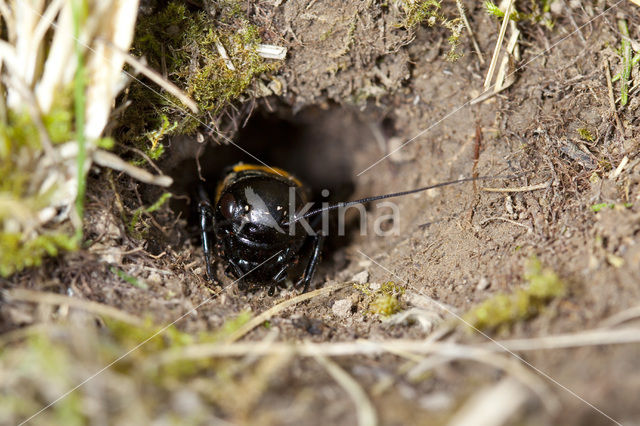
3 1 640 425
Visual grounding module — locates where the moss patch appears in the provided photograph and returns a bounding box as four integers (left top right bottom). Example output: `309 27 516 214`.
484 0 554 28
397 0 463 60
356 281 405 317
0 232 77 277
577 127 595 142
0 103 78 277
462 258 566 332
124 1 278 152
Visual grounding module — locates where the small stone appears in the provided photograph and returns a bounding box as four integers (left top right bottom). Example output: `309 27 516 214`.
147 272 162 286
476 277 490 291
351 270 369 284
550 0 563 14
332 299 353 317
606 254 625 268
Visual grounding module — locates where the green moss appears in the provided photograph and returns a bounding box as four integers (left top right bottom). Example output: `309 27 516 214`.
356 281 405 317
399 0 442 28
617 19 632 106
110 266 149 290
43 99 74 144
0 103 79 277
370 293 402 317
96 136 115 150
590 202 614 212
0 232 77 277
127 192 172 239
104 310 250 355
126 1 278 152
397 0 463 60
104 317 167 353
485 0 554 28
577 127 594 142
142 115 176 162
102 311 251 380
462 258 565 332
484 0 524 20
590 202 632 212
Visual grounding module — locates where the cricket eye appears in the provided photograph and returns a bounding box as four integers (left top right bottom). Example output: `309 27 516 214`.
218 192 237 219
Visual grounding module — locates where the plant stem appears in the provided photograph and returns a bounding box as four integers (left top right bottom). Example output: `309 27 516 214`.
618 19 631 106
72 0 86 241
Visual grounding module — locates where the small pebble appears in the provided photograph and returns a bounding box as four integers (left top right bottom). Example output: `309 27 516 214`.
332 299 353 317
369 282 381 291
351 270 369 284
476 277 490 291
550 0 563 14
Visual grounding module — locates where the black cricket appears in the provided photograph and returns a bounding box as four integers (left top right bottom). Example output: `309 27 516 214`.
199 163 505 294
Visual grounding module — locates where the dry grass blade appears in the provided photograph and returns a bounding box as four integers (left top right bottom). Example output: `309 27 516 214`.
3 288 143 325
1 74 54 155
479 216 532 232
491 327 640 351
149 324 640 416
456 0 484 64
155 340 425 363
600 305 640 327
604 58 624 134
0 323 50 346
406 347 559 413
216 41 236 71
0 1 16 43
481 181 550 192
225 281 351 342
314 353 378 426
256 44 287 60
100 38 199 114
484 0 514 89
0 0 149 275
494 26 520 92
609 155 629 179
448 378 531 426
92 149 173 187
155 327 640 363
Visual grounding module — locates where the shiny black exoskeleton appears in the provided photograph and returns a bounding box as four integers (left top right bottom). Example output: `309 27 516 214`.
199 164 324 294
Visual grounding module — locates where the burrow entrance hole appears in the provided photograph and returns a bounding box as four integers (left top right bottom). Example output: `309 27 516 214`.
166 104 393 282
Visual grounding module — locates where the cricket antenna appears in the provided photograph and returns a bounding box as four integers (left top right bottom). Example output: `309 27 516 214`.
284 174 515 225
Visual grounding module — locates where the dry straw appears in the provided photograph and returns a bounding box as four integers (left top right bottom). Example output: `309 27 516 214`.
0 0 186 270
